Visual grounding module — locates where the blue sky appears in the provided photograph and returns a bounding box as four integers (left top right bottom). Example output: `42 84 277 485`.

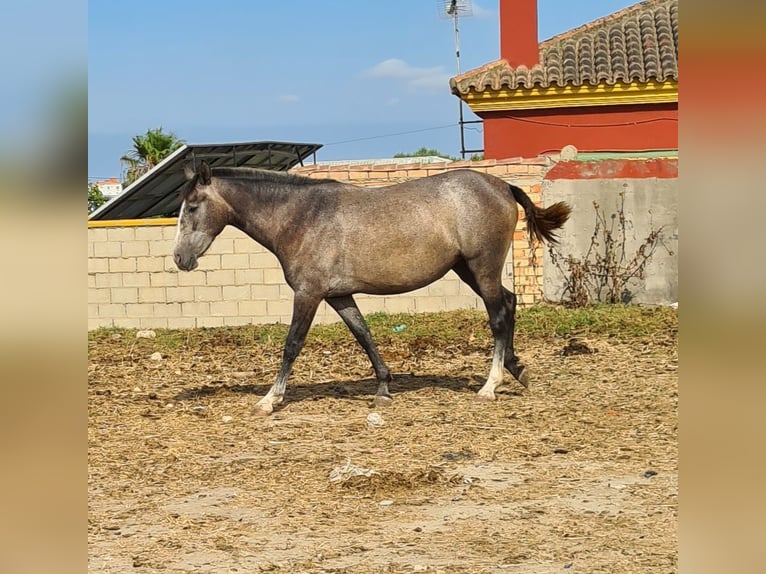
88 0 636 180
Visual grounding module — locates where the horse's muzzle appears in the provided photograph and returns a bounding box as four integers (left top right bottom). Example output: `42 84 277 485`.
174 252 198 271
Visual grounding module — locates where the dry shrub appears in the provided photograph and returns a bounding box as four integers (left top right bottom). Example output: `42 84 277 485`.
548 192 673 307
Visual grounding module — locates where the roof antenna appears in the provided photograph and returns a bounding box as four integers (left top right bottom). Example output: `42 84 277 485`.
438 0 479 160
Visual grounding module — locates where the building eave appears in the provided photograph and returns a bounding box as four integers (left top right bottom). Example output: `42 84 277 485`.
460 79 677 113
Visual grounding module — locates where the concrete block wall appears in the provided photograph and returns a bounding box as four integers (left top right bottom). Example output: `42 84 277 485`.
88 157 551 330
541 156 679 305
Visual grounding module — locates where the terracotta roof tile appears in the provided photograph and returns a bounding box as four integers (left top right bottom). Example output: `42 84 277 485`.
451 0 678 95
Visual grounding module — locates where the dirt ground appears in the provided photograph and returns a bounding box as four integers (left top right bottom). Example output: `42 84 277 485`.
88 313 677 573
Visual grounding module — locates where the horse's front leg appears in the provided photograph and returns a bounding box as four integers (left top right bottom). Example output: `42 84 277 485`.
326 295 393 406
254 293 320 416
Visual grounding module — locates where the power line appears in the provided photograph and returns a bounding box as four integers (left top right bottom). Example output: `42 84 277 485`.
88 123 468 178
499 115 678 129
323 123 457 147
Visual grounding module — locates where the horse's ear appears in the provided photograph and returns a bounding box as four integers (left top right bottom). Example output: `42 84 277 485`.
199 161 212 186
182 161 195 181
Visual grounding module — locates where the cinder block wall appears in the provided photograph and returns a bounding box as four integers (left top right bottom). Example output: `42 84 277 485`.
88 157 551 330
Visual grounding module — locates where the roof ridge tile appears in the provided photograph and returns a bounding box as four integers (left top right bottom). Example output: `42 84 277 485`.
451 0 677 95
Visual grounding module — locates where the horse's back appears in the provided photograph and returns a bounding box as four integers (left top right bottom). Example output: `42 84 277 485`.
298 170 519 295
336 169 513 215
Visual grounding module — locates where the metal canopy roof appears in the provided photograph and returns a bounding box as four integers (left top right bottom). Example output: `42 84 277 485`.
89 140 322 220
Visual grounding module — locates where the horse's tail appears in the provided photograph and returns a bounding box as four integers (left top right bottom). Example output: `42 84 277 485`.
509 184 572 245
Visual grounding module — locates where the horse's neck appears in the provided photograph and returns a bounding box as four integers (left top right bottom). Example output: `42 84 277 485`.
222 179 305 254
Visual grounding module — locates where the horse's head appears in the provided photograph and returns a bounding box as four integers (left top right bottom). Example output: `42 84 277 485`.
173 161 229 271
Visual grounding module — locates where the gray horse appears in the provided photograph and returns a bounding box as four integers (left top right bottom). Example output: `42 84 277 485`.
174 161 571 415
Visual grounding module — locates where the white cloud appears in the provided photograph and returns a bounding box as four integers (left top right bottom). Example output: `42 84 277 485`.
364 58 441 80
362 58 451 92
471 1 495 19
276 94 300 103
407 73 452 91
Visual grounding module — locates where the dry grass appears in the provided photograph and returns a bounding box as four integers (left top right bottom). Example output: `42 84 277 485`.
89 306 677 573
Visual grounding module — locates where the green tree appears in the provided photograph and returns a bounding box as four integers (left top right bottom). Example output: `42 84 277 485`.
121 127 184 185
393 147 458 161
88 184 106 214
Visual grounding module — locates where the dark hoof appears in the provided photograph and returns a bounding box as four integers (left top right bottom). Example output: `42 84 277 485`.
371 395 393 408
515 366 530 388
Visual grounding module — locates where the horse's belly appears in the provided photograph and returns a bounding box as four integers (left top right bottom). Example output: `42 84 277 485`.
343 250 458 296
321 216 462 296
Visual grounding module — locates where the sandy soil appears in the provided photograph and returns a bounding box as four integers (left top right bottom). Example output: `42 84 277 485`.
88 322 677 573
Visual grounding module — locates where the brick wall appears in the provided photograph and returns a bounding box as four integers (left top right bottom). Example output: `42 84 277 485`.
88 157 552 330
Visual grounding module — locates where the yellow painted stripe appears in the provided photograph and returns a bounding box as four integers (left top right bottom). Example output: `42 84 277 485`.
462 80 678 112
88 218 177 228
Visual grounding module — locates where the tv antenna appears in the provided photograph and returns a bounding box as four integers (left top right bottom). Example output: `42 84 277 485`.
439 0 482 159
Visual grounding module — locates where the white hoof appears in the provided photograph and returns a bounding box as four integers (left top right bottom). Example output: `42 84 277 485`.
371 395 393 408
475 390 496 402
254 399 274 417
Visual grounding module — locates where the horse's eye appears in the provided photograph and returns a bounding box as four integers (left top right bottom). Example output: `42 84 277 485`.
188 205 199 214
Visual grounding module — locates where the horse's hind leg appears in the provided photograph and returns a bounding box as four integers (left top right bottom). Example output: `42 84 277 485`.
502 288 529 388
326 295 393 406
254 293 320 416
453 260 528 389
450 259 510 400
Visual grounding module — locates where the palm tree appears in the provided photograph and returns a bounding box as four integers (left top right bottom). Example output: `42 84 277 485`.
120 127 184 185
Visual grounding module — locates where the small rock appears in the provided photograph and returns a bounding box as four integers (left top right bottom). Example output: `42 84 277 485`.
329 460 377 483
136 330 156 339
413 526 423 532
644 470 658 478
109 333 123 341
149 352 163 361
148 392 158 400
441 451 471 461
366 412 384 428
560 144 578 161
165 403 174 409
553 448 569 454
379 499 394 507
222 416 233 423
133 386 142 392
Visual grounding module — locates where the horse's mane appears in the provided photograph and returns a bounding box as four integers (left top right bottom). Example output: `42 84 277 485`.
211 167 334 186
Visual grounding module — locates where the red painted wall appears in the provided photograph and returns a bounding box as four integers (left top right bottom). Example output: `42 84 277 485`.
545 157 678 180
482 103 678 159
